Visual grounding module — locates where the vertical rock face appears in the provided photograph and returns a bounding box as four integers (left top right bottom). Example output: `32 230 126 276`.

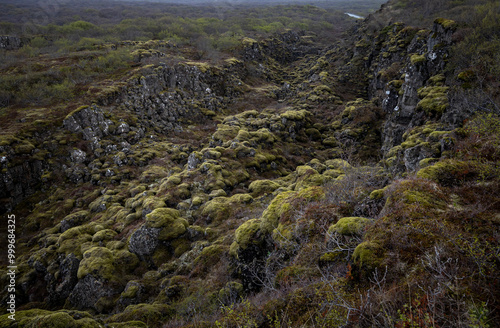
46 254 80 305
0 158 45 213
367 19 457 156
0 36 23 50
63 105 111 141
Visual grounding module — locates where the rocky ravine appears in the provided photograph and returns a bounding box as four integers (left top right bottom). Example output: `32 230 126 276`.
0 15 498 328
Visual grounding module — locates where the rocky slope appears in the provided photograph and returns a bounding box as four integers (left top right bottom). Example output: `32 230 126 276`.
1 1 499 327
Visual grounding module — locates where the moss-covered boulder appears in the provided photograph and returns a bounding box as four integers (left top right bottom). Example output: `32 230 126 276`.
352 241 383 269
193 244 228 275
201 193 253 223
293 165 328 190
145 208 179 228
77 247 115 281
384 178 448 212
201 197 233 223
60 210 90 232
248 179 281 196
260 186 325 234
92 229 117 243
230 218 262 258
416 159 493 187
145 208 188 241
57 225 94 257
329 217 371 236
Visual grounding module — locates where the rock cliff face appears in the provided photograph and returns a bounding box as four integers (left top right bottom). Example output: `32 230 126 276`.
340 18 460 172
375 20 456 154
0 158 45 212
0 36 23 50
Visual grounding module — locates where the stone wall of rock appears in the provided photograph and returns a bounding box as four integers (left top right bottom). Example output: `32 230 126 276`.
0 157 45 213
0 36 23 50
364 20 458 163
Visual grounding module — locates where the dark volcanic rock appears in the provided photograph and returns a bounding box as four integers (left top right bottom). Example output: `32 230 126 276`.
68 274 115 310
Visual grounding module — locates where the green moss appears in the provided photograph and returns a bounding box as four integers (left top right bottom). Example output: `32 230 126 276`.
113 249 139 271
280 109 310 121
259 191 295 234
353 241 383 268
194 244 227 268
319 251 344 263
65 105 89 120
162 174 182 189
77 246 115 280
235 129 251 142
171 238 191 257
322 169 344 179
213 124 240 142
0 135 18 147
428 74 445 85
92 229 117 243
251 128 276 144
218 281 244 303
248 179 281 196
61 210 90 226
201 197 232 222
209 189 227 198
419 157 439 168
107 240 126 250
296 165 318 176
324 159 351 170
145 208 180 228
185 61 211 73
384 179 448 215
229 193 253 203
389 79 404 89
330 217 371 236
173 183 191 199
58 225 94 257
260 186 325 234
202 149 221 159
21 311 82 328
293 165 328 190
158 218 188 241
106 303 174 327
230 218 262 257
107 321 148 328
410 53 426 65
417 159 485 186
457 69 475 83
74 317 102 327
14 140 35 155
322 137 338 147
191 195 206 207
417 86 449 115
225 57 242 65
122 285 139 298
369 187 387 200
140 165 168 182
434 17 457 29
